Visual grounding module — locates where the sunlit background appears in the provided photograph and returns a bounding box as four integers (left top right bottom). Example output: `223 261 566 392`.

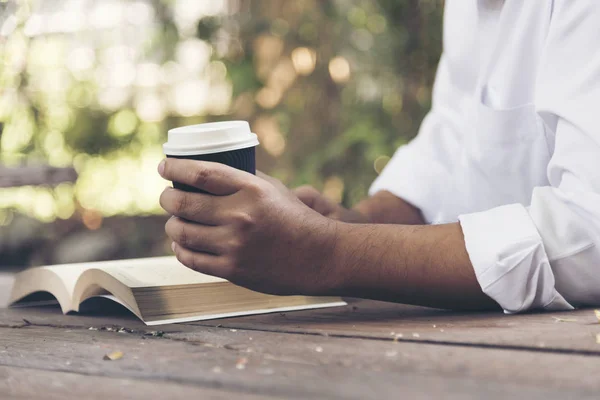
0 0 443 266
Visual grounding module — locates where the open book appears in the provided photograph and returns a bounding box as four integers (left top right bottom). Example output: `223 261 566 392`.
9 256 346 325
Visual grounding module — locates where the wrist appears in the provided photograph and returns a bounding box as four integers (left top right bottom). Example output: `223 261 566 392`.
319 220 364 296
308 218 349 296
324 222 412 299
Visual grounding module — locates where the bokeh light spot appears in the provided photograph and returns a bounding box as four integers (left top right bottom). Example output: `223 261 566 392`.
329 56 351 83
110 109 138 137
323 176 345 204
291 47 316 76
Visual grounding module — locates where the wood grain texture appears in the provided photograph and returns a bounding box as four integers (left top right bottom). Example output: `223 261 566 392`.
2 297 600 354
192 299 600 354
0 365 274 400
0 323 599 399
2 286 600 354
0 304 191 333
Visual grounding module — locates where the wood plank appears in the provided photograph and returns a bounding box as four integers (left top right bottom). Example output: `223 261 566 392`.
0 324 598 399
3 265 599 355
0 165 77 188
192 299 600 354
0 365 269 400
2 297 600 354
0 304 204 334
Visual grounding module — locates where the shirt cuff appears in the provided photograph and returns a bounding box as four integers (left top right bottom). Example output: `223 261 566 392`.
459 204 574 313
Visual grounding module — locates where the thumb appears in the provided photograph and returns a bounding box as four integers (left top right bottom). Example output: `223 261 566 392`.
293 185 337 216
293 185 321 208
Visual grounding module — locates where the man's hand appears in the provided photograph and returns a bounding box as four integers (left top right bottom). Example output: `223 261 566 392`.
257 172 368 223
293 185 369 223
257 172 423 225
293 185 425 225
158 159 496 311
158 159 342 296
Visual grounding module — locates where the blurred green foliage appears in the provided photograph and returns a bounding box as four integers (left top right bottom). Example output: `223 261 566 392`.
205 0 443 205
0 0 443 221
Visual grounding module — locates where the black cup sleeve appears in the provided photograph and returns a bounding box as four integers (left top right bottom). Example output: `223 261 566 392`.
166 146 256 194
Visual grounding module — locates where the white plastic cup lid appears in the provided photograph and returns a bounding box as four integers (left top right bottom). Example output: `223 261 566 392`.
163 121 259 156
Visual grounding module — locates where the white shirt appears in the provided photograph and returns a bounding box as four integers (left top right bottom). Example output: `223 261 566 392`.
370 0 600 313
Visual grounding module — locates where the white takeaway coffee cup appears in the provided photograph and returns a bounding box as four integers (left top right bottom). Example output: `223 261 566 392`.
163 121 259 193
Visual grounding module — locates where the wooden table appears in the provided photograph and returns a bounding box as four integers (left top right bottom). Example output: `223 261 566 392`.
1 273 599 399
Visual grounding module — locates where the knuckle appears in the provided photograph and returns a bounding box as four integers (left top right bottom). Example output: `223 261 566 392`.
174 250 191 269
189 256 202 272
177 223 190 247
221 255 239 272
172 192 188 214
178 252 200 272
244 179 267 196
230 211 255 230
224 237 243 252
191 167 211 189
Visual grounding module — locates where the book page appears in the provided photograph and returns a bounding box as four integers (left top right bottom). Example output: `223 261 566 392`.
10 264 90 312
41 262 96 298
93 256 225 288
145 301 347 326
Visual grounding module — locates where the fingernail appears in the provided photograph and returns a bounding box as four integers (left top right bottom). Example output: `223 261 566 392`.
158 159 166 176
171 241 177 253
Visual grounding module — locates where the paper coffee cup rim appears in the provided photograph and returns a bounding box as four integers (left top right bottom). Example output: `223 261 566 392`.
163 136 259 156
163 121 259 156
168 121 248 135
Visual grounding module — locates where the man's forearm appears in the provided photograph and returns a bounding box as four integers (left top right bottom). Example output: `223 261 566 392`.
329 221 499 310
353 191 425 225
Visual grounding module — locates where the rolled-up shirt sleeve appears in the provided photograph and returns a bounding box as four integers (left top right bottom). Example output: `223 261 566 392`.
369 55 464 224
459 1 600 313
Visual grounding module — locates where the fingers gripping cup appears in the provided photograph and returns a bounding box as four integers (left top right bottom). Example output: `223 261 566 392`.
163 121 259 193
